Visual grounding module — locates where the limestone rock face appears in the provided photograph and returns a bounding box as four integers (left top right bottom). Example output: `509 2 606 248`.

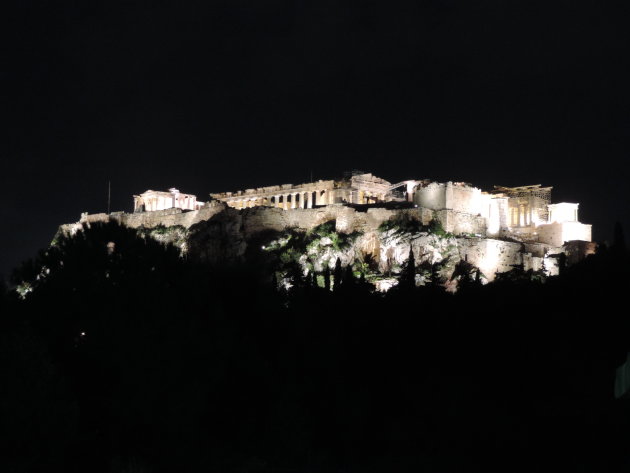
59 204 572 288
187 209 247 264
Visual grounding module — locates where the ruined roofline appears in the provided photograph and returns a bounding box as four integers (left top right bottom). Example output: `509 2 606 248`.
210 179 336 199
492 184 553 194
209 172 392 199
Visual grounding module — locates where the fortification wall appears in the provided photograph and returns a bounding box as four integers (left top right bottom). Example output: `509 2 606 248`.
457 239 559 280
449 184 483 214
537 221 592 247
63 204 471 243
234 205 434 238
59 202 575 285
68 204 227 230
414 182 446 210
436 209 487 236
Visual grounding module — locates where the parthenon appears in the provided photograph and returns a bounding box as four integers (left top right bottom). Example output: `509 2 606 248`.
208 172 393 209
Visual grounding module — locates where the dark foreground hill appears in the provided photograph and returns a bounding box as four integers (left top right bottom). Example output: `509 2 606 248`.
2 222 630 473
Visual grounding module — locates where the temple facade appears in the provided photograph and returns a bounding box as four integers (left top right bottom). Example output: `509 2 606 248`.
209 172 393 209
133 188 204 212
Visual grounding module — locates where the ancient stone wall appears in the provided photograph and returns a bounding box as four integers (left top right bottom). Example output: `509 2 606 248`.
414 182 447 210
457 238 559 280
537 221 592 247
449 183 483 214
435 209 487 236
60 203 228 236
59 202 580 287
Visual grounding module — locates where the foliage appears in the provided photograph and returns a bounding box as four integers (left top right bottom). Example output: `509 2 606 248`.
427 216 454 238
138 224 189 250
378 213 424 236
3 221 630 472
263 220 363 286
494 265 547 284
378 213 455 242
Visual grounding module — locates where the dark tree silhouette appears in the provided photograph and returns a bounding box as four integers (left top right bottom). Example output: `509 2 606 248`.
614 221 626 252
333 257 343 290
2 220 630 473
323 264 331 291
400 244 416 289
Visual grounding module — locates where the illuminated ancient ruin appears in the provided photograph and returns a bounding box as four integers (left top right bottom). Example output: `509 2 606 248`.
64 171 593 288
131 172 590 247
209 172 393 209
133 188 204 212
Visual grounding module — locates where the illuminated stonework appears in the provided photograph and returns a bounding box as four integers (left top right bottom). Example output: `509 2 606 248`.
133 188 204 212
62 171 594 289
209 172 392 209
133 173 591 247
412 181 591 247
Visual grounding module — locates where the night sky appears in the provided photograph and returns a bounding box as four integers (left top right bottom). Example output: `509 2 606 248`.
3 1 630 278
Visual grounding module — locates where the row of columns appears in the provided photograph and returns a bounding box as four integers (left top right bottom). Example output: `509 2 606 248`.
228 189 333 210
510 203 532 227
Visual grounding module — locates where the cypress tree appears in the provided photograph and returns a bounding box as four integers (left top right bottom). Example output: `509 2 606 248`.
342 264 355 287
401 245 416 289
333 258 343 291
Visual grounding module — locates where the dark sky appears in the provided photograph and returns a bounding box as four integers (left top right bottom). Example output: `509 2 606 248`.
2 1 630 277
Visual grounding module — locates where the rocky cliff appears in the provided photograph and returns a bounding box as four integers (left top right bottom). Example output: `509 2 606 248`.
59 203 570 291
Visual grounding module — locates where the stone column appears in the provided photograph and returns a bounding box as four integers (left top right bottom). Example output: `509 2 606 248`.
290 193 297 209
307 192 313 209
283 194 289 210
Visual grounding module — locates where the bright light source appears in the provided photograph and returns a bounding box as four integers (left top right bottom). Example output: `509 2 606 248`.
80 332 86 337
